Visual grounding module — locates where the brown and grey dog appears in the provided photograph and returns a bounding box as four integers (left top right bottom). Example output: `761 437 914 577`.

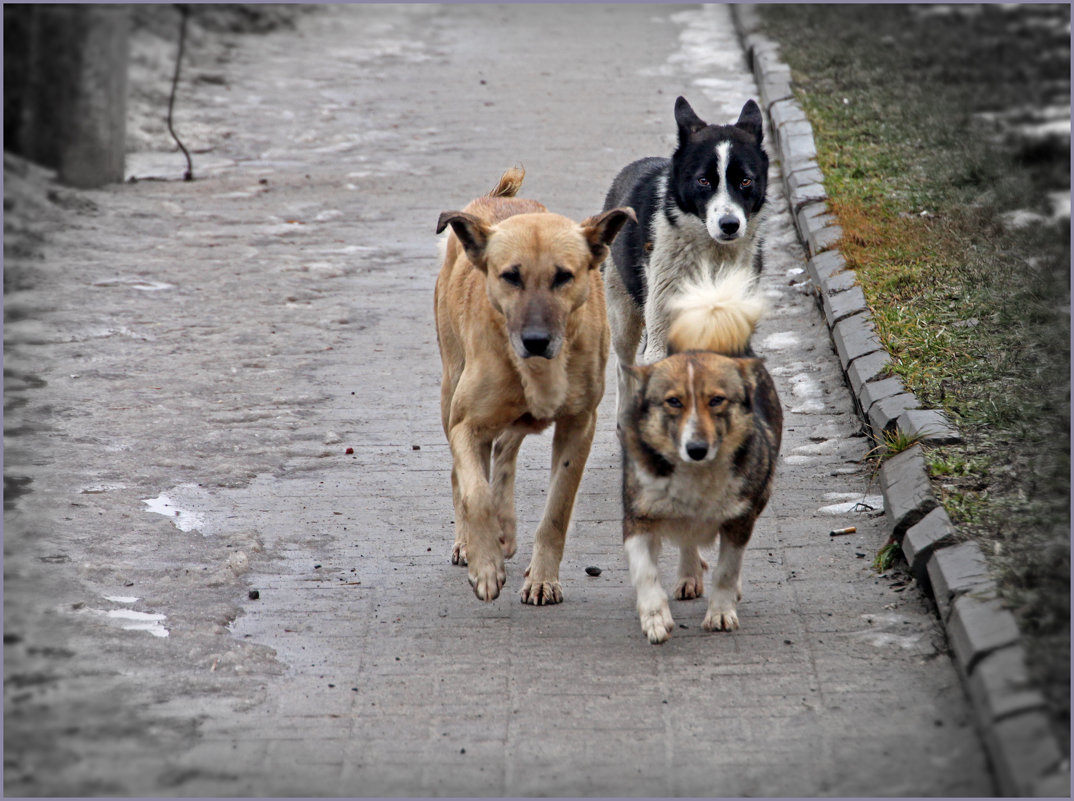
618 267 782 642
435 167 634 604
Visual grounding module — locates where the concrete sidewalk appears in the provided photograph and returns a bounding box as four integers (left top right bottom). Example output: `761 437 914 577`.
4 5 993 795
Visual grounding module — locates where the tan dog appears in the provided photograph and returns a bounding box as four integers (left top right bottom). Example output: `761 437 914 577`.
435 167 634 604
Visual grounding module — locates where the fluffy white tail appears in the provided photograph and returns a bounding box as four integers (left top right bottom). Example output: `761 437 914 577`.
666 268 766 355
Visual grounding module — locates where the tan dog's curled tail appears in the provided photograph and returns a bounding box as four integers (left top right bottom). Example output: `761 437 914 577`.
666 267 766 356
486 165 526 198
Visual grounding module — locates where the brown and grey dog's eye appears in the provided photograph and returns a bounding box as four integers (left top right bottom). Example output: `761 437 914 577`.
709 396 726 407
665 396 683 409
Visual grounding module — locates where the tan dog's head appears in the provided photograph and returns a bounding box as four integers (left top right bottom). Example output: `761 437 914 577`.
626 352 758 464
436 207 635 360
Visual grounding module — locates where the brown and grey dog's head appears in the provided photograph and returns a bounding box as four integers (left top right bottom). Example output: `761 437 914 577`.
436 207 635 360
625 352 761 464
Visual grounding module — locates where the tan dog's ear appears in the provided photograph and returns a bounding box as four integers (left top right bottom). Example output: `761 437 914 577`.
436 211 492 271
580 206 636 266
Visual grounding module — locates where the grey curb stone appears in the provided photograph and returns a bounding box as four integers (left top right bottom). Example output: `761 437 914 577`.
758 76 795 113
831 313 883 370
968 645 1047 723
786 161 825 191
781 130 818 168
858 375 907 415
846 350 892 396
795 201 833 243
896 408 962 444
787 179 828 215
878 445 937 539
867 392 920 435
927 541 993 623
822 283 868 326
901 506 957 583
807 223 843 257
948 593 1022 674
819 269 857 296
1032 768 1073 797
986 710 1067 797
768 97 808 130
805 249 847 288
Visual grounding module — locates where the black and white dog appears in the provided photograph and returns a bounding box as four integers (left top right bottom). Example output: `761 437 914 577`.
601 97 769 418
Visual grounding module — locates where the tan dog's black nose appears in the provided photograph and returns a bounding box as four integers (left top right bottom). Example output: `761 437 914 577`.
521 330 553 358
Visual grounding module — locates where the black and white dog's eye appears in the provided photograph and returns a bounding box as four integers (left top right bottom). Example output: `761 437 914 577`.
740 178 752 188
697 176 711 188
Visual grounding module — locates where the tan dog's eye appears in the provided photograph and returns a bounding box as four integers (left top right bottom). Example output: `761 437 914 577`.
709 395 727 408
665 396 683 409
500 267 523 288
552 267 574 290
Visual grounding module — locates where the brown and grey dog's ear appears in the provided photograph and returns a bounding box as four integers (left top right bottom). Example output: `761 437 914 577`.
436 211 492 271
579 206 636 266
735 357 762 412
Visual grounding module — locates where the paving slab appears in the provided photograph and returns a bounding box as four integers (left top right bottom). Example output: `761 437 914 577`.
2 5 993 796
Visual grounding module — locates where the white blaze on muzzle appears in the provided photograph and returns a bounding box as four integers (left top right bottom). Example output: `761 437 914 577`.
706 141 747 243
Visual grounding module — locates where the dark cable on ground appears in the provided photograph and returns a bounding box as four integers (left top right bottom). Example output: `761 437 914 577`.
168 4 193 181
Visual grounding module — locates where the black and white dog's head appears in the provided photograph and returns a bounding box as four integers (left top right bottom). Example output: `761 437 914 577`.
669 97 768 245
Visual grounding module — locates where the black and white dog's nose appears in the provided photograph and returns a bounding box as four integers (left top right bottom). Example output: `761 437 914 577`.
718 215 740 236
685 441 709 461
521 331 552 358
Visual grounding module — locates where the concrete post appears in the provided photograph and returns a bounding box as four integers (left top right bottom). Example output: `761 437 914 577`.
20 5 129 188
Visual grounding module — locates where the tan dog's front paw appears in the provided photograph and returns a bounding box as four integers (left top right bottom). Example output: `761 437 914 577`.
519 574 563 605
639 605 675 644
468 559 505 601
673 575 704 600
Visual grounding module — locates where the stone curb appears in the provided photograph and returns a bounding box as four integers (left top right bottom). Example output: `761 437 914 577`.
731 6 1068 796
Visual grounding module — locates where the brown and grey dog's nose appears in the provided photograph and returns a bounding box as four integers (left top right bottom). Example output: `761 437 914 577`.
521 329 553 358
685 441 709 461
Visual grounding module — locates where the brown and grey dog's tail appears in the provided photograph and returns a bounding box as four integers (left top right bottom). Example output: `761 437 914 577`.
486 166 526 198
666 266 767 356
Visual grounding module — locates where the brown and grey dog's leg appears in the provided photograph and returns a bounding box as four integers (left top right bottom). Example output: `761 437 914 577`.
624 521 674 644
520 410 596 605
702 518 753 631
673 544 709 600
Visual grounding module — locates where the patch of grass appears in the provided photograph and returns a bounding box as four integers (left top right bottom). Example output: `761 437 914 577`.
872 540 901 573
759 3 1070 743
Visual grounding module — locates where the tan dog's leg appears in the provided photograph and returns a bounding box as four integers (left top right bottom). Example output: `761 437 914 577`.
490 430 524 560
448 423 506 601
703 523 749 631
624 525 674 644
673 545 709 600
519 411 596 605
